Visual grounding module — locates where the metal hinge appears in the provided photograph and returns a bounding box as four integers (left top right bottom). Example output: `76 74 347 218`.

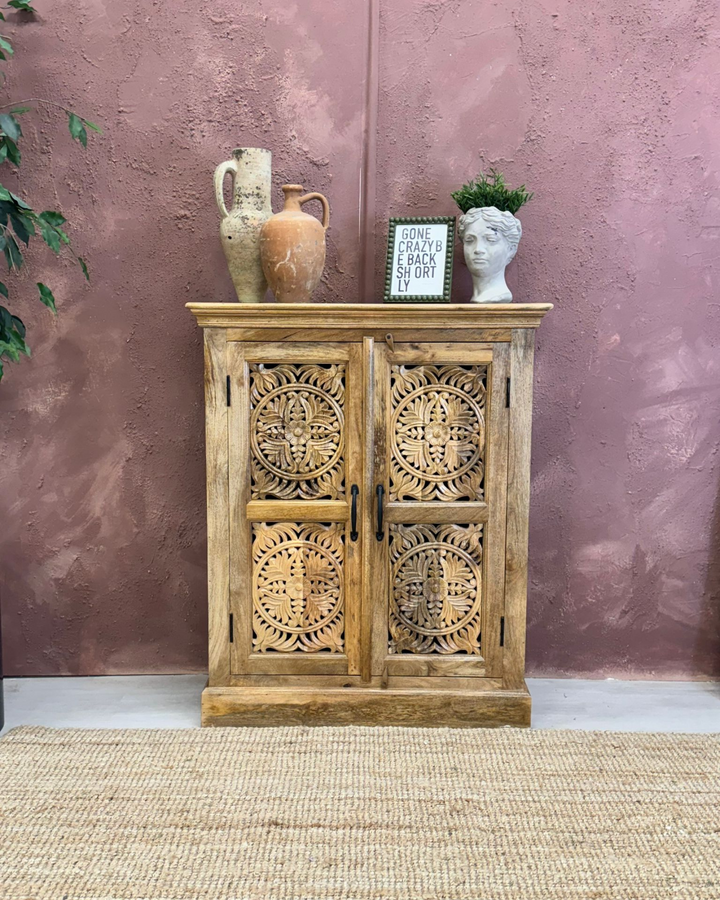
506 377 511 408
226 375 231 407
500 616 505 647
229 613 234 643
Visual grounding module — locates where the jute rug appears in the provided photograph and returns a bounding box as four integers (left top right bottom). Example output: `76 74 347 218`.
0 726 718 900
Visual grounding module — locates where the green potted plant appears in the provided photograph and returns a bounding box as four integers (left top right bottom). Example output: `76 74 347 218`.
451 169 532 304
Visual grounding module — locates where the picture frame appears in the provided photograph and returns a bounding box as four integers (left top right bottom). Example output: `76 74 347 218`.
383 216 456 303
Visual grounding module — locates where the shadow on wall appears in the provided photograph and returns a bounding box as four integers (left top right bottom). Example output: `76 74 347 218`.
696 471 720 679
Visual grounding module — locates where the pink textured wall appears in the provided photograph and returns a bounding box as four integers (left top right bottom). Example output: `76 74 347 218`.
1 0 719 678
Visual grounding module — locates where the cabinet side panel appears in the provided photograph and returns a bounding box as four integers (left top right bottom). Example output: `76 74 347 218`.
483 343 510 676
204 328 230 686
504 329 536 689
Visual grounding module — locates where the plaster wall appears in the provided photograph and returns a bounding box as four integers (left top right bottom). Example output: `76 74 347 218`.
0 0 718 678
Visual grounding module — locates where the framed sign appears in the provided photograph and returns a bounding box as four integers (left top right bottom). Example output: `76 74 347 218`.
384 216 455 303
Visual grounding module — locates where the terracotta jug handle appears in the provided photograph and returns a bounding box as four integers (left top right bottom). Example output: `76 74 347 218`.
299 192 330 230
214 159 237 220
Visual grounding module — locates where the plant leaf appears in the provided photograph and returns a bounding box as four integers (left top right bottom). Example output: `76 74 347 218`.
39 210 66 227
37 282 57 313
9 209 35 245
37 218 61 253
1 136 20 166
0 36 13 57
78 256 89 280
7 0 37 11
9 191 31 209
0 280 7 298
83 119 102 134
67 112 87 148
3 234 22 269
0 113 21 142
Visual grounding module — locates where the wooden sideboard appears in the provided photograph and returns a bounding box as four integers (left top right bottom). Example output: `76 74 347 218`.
187 302 551 727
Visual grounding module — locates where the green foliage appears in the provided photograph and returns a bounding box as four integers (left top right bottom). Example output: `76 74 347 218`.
451 168 533 216
0 1 101 382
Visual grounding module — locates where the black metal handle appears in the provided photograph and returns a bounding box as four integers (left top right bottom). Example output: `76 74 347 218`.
376 484 385 541
350 484 359 541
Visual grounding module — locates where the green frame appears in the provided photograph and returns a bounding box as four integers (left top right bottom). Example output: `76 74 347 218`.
383 216 456 303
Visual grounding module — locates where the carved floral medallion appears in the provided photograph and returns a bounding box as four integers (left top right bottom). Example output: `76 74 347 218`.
389 522 483 655
250 363 345 500
252 522 344 653
389 365 486 501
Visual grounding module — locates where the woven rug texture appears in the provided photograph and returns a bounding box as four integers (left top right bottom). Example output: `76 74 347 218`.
0 725 718 900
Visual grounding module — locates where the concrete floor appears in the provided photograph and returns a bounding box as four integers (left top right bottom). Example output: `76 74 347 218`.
1 675 719 735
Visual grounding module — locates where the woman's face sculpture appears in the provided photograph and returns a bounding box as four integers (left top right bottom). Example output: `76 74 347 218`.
461 217 513 280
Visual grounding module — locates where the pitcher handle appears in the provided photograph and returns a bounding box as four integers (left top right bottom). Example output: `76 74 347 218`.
214 159 237 220
299 192 330 230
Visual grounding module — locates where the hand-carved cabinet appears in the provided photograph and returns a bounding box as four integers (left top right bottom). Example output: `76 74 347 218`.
188 303 551 727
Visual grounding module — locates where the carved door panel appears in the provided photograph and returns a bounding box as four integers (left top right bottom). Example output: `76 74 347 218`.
228 342 363 676
369 342 510 679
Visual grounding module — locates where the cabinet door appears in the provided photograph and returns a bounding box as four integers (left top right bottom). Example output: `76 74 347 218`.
369 342 509 679
228 342 363 676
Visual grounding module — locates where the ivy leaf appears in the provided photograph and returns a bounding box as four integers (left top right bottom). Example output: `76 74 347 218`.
9 190 30 209
67 112 87 148
0 185 12 201
78 256 89 280
37 218 61 253
37 282 56 313
0 339 19 362
39 210 66 227
0 36 13 59
1 136 20 166
10 209 35 245
84 119 102 134
7 0 37 10
2 233 23 269
0 113 21 142
0 305 30 359
0 280 7 298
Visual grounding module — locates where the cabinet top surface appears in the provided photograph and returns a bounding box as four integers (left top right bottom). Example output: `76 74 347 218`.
187 302 553 330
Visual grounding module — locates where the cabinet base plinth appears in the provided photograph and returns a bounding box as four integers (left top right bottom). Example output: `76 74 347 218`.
201 684 531 728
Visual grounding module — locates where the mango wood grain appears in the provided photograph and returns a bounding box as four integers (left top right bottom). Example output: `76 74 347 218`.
204 329 231 686
227 343 252 675
345 343 364 676
201 684 531 728
187 302 552 331
240 341 352 362
360 336 376 683
385 656 486 677
385 501 488 524
503 328 536 689
225 674 503 690
385 343 493 364
246 655 350 675
245 501 348 522
483 342 511 677
370 342 390 678
225 327 513 344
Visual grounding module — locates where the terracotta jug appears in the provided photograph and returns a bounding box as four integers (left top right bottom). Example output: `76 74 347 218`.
260 184 330 303
214 148 272 303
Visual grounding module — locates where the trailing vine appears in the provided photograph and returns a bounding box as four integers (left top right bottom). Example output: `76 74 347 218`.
0 0 101 382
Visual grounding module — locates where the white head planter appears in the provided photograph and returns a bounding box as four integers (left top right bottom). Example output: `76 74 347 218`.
458 207 522 304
